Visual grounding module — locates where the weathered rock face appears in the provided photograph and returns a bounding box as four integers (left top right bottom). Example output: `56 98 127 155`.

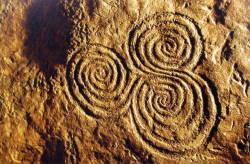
0 0 249 163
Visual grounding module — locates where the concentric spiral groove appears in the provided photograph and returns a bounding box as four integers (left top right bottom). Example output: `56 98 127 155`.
128 12 204 74
130 70 218 156
66 44 137 119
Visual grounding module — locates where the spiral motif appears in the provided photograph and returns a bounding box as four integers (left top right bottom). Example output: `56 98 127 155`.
130 70 217 156
65 12 220 158
128 12 203 74
66 44 136 119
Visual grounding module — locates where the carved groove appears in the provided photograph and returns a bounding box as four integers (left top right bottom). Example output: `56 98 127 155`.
128 12 204 74
130 70 218 156
66 44 137 119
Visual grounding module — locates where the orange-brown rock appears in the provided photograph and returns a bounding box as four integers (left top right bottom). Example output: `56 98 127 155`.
0 0 249 163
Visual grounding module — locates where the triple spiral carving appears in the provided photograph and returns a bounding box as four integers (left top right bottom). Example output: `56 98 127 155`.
66 12 220 157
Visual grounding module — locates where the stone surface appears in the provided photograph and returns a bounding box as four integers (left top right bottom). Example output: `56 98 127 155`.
0 0 250 163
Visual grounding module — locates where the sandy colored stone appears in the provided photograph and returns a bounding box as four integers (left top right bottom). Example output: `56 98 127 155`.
0 0 250 163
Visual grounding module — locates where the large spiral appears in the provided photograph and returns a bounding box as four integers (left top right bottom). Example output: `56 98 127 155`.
66 44 136 119
130 70 218 156
128 12 203 74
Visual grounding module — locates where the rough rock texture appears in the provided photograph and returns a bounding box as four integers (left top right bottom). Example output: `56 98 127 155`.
0 0 250 163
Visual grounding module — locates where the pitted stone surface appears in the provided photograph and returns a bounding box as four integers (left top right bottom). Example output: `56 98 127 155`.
0 0 249 163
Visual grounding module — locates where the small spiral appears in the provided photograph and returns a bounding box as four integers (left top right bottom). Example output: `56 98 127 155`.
128 12 203 74
66 44 136 119
130 70 218 156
